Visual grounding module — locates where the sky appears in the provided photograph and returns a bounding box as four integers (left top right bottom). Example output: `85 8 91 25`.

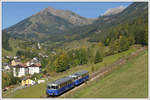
2 2 132 29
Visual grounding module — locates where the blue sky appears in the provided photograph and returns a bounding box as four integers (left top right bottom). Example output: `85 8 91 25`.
2 2 132 29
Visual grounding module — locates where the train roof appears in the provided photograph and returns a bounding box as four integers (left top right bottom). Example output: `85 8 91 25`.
69 70 89 77
47 77 73 86
75 70 88 75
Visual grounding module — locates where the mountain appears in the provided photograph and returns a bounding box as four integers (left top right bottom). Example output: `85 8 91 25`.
64 2 148 42
96 2 148 29
3 2 148 43
103 6 126 16
4 6 95 40
42 6 95 25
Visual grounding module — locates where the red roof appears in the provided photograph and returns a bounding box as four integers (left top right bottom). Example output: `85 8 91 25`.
30 63 41 67
18 63 28 68
35 63 41 67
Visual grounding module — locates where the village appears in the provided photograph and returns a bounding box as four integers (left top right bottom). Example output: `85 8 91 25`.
2 43 52 92
2 56 46 90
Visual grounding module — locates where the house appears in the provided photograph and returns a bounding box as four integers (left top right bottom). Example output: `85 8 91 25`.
26 61 32 66
30 57 40 65
13 63 41 77
26 57 40 66
21 78 35 86
5 56 13 59
41 54 48 58
28 64 41 75
14 56 20 59
11 59 21 66
33 57 38 61
38 53 48 58
37 42 41 49
12 58 42 77
13 63 27 77
2 63 11 71
38 80 45 84
51 51 56 55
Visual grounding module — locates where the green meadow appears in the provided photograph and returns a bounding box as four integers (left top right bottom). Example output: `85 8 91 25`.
65 49 148 98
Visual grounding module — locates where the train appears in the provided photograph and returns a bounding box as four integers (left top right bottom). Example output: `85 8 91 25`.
46 70 89 96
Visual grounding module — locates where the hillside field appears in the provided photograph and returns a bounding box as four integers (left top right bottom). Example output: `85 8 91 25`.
65 48 148 98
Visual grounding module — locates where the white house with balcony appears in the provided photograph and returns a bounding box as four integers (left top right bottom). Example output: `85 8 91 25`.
13 64 27 77
28 64 41 75
12 57 42 77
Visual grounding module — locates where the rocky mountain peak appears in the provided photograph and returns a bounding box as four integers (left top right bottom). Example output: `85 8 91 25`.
39 6 95 26
103 6 126 16
47 6 55 11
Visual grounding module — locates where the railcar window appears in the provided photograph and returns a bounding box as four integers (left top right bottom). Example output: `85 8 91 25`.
55 86 58 89
79 76 82 79
47 86 51 89
70 80 71 84
51 86 55 89
58 85 60 89
51 86 58 89
67 81 68 85
74 77 77 80
62 82 65 87
60 84 62 88
61 83 63 87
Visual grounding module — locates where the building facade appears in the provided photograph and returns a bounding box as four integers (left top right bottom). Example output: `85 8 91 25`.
13 63 41 77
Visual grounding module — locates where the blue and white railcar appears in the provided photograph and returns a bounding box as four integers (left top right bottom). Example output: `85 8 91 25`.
46 77 74 96
69 70 89 86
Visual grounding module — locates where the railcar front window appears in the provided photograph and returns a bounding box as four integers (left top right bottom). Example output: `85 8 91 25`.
47 85 58 89
74 77 78 80
51 86 56 89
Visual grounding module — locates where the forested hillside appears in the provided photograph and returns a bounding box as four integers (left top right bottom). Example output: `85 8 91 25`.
2 31 11 50
65 2 148 43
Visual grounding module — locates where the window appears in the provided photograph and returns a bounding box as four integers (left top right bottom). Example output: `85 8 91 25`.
74 77 77 80
47 85 58 89
47 86 51 89
51 86 58 89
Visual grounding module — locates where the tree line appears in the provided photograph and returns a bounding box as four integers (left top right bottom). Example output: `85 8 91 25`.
104 16 148 46
2 71 21 89
2 31 11 51
45 45 104 73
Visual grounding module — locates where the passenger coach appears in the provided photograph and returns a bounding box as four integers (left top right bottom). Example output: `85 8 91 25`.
69 70 89 85
46 77 74 96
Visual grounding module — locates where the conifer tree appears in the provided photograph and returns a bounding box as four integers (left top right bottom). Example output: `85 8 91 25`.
94 51 103 64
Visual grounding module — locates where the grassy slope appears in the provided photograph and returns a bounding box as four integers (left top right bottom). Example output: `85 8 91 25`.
63 38 92 50
2 38 24 57
66 49 148 98
3 46 139 98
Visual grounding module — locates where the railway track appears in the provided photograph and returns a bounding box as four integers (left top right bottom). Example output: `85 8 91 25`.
47 47 146 98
